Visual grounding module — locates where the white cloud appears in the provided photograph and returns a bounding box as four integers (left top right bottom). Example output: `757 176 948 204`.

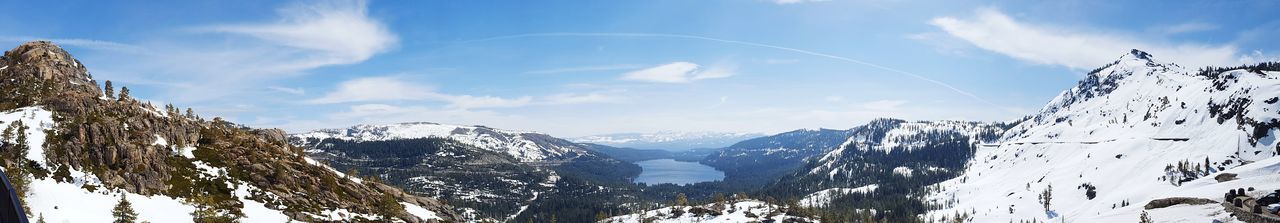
772 0 830 5
1151 22 1217 35
620 62 735 83
444 95 532 109
309 76 618 109
319 104 531 129
930 8 1240 69
306 77 437 104
543 93 621 105
197 0 397 67
266 86 305 95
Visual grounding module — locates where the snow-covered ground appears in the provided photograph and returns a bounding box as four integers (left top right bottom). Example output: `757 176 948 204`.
602 200 817 223
925 51 1280 222
798 184 879 208
3 106 439 222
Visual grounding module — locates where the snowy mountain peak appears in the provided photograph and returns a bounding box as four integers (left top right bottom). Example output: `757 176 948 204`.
1124 49 1154 62
292 122 591 162
928 53 1280 222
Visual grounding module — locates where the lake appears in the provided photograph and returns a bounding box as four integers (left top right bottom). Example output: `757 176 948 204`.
633 159 725 185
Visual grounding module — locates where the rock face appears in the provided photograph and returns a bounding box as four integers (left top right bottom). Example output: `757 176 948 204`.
0 41 459 222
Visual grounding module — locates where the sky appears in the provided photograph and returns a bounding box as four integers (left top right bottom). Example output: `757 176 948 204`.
1 0 1277 137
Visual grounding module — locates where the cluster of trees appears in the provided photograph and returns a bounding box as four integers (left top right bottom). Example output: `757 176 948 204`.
1163 158 1213 186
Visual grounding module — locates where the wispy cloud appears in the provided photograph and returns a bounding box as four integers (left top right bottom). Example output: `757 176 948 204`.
266 86 306 95
543 92 622 105
525 64 646 74
305 76 530 109
930 8 1240 69
308 76 614 109
1150 22 1217 35
0 36 145 53
461 32 995 107
194 0 397 68
620 62 734 83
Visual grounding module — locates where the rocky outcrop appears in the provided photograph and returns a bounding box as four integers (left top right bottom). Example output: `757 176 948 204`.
1144 197 1217 209
0 41 459 222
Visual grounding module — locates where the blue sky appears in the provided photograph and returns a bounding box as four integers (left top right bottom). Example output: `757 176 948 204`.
1 0 1277 137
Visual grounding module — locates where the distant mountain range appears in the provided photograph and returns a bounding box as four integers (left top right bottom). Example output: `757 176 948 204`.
571 131 765 151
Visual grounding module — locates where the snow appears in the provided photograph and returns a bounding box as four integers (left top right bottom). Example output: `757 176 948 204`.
152 134 168 146
0 107 53 167
178 146 196 158
0 107 307 223
925 51 1280 222
303 157 363 183
603 200 817 223
294 122 584 162
892 166 914 177
799 184 879 208
27 177 196 223
402 202 442 220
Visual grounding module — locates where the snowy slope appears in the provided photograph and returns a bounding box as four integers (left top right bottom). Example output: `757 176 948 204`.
798 184 879 208
293 122 594 162
571 131 765 151
601 199 817 223
805 119 1005 182
926 50 1280 222
5 106 440 222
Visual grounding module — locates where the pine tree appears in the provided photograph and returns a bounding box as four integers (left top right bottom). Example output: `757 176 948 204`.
675 193 689 206
36 213 46 223
1138 210 1152 223
549 214 557 223
113 194 138 223
104 80 114 99
118 86 131 101
1039 185 1053 212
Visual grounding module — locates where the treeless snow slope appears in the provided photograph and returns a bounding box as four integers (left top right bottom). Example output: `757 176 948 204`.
927 50 1280 222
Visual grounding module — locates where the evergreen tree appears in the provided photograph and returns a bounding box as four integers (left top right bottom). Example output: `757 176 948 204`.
112 194 138 223
118 86 130 101
1138 210 1152 223
549 214 557 223
1039 185 1053 212
104 80 114 99
675 193 688 206
36 213 45 223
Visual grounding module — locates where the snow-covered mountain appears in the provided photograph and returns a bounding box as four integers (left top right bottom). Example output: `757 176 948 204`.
926 50 1280 222
292 122 597 162
571 131 765 151
601 199 817 223
290 122 642 222
802 119 1007 185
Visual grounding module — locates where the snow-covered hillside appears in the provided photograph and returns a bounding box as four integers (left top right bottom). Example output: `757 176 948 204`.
572 131 765 151
601 199 817 223
2 106 442 222
926 50 1280 222
293 122 594 162
805 119 1005 182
